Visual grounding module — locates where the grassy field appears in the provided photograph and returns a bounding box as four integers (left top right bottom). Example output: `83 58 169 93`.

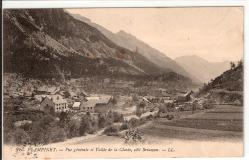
47 105 243 146
140 105 243 141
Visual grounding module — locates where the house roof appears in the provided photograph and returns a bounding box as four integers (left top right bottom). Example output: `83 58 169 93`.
47 94 67 104
164 100 174 103
98 95 112 104
124 115 139 121
183 91 193 97
86 96 99 100
81 99 98 108
81 95 112 108
37 86 60 94
79 90 89 96
140 110 158 118
72 102 81 108
142 97 151 103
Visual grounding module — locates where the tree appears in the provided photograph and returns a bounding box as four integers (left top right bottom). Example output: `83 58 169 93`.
230 61 235 69
132 94 139 102
79 115 92 135
67 120 80 138
98 114 106 128
111 95 118 105
13 128 30 144
49 127 67 143
237 59 243 67
59 111 69 127
113 112 124 123
105 111 114 126
79 117 88 136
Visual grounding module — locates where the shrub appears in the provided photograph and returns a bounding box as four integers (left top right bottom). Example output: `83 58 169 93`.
30 122 49 145
105 111 114 125
158 105 167 113
98 114 106 129
79 118 89 136
120 123 129 131
50 127 67 143
13 128 30 144
132 94 139 102
59 111 70 127
166 115 174 120
67 120 80 138
128 118 140 128
202 99 215 109
111 95 119 105
103 125 119 136
88 118 98 134
113 112 124 123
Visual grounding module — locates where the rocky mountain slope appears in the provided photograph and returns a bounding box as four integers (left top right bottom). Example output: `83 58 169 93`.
198 62 243 104
70 13 197 82
4 9 186 80
175 55 230 83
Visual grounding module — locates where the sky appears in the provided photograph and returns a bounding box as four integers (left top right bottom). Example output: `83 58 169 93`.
67 7 243 62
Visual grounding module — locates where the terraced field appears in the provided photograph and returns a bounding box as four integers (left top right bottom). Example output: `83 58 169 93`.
141 105 243 141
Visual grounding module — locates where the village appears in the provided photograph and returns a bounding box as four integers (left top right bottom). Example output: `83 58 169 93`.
3 72 220 145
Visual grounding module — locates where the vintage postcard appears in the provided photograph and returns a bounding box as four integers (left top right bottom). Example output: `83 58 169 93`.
2 7 244 159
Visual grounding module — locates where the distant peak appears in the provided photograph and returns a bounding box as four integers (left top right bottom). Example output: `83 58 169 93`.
187 55 200 58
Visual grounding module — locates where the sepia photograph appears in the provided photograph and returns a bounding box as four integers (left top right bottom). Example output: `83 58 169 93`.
2 6 244 159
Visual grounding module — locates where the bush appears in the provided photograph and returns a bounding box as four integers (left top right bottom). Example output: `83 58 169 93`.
50 127 67 143
166 115 174 120
158 105 166 113
30 122 49 145
79 118 89 136
105 111 114 125
132 94 139 102
202 99 215 109
58 111 70 127
135 108 143 117
13 128 30 144
103 125 119 136
98 114 106 128
128 118 140 128
88 118 98 134
113 112 124 123
111 95 119 105
120 123 129 131
67 120 80 138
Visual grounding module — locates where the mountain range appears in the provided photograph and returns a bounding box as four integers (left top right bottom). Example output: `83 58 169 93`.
70 13 197 82
3 9 191 83
175 55 230 83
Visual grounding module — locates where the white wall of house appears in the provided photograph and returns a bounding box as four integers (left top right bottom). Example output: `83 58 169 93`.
54 102 68 112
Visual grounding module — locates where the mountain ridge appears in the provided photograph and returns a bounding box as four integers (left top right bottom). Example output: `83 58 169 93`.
70 13 199 82
175 55 230 83
3 9 193 84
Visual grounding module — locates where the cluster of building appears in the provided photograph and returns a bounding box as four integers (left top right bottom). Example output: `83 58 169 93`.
34 86 114 114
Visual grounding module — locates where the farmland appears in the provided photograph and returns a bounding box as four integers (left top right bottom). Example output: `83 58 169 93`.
140 104 243 141
47 104 243 146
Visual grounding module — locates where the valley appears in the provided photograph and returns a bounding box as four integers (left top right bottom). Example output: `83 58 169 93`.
2 8 243 155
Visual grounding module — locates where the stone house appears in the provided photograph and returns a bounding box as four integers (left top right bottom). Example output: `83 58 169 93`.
40 94 68 113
